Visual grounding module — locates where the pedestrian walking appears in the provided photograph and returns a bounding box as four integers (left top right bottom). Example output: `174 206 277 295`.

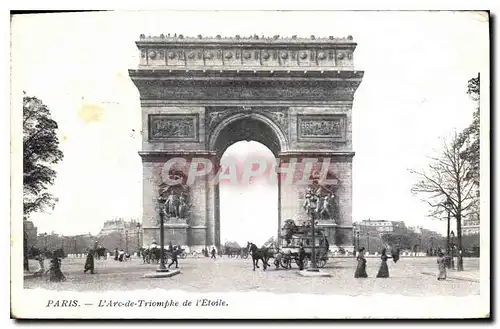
211 247 217 259
437 250 447 280
49 255 66 282
34 253 45 277
84 248 96 274
274 251 283 270
168 247 179 269
118 249 125 262
114 248 119 261
354 247 368 278
376 248 391 278
298 244 306 270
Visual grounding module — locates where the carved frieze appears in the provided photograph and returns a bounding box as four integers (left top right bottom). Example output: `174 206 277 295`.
205 106 289 137
297 114 346 141
148 114 199 141
135 80 359 102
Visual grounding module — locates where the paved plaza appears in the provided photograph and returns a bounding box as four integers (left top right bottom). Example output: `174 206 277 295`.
24 256 480 296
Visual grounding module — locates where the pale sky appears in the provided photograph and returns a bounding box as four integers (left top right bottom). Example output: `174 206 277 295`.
12 11 488 243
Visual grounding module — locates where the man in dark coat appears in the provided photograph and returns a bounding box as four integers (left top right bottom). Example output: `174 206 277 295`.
211 247 217 259
167 247 179 269
298 244 306 270
84 248 95 274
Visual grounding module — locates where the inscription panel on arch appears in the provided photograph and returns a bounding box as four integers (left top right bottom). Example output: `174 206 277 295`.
297 114 346 142
148 114 199 142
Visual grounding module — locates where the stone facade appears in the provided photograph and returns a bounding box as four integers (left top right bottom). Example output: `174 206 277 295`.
129 34 364 252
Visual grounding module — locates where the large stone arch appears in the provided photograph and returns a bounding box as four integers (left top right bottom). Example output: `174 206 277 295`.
209 111 289 156
130 34 364 252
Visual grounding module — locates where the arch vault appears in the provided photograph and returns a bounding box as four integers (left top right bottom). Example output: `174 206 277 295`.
129 34 364 252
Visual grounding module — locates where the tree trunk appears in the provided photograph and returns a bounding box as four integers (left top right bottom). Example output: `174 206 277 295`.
23 232 29 272
456 213 464 271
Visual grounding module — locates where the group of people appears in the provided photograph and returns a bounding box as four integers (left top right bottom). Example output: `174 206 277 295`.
354 247 393 278
113 248 131 262
354 247 453 280
201 247 217 259
83 243 130 275
33 252 66 282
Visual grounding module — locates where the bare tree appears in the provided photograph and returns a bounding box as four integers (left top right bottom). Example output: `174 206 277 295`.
410 134 477 271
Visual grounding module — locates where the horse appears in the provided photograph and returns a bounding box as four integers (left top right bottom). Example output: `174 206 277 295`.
247 242 273 271
139 247 150 263
148 246 168 264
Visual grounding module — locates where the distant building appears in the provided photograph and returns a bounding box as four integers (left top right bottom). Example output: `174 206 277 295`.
23 220 37 247
98 218 141 237
97 218 142 253
462 214 480 236
355 219 407 234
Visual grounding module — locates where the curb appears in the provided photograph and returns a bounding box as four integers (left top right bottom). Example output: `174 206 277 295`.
143 269 181 278
420 272 479 283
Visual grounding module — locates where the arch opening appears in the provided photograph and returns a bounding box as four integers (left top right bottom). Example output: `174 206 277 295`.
219 141 278 248
210 114 286 157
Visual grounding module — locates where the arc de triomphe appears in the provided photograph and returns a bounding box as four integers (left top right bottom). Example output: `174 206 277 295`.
129 34 364 252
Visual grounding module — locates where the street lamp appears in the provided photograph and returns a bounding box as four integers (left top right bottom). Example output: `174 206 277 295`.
125 230 129 254
367 232 370 254
157 195 168 272
136 223 141 257
450 230 456 269
308 211 319 272
303 193 320 272
444 196 452 264
356 230 360 254
352 226 357 257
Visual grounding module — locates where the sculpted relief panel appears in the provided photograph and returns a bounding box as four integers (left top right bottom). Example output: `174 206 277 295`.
148 114 199 141
297 115 346 141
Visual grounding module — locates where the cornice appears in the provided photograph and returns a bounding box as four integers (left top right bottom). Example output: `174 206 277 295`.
137 34 357 47
134 34 360 71
129 68 364 81
139 150 217 162
278 151 355 162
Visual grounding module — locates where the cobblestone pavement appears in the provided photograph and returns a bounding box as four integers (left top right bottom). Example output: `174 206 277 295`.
24 256 480 296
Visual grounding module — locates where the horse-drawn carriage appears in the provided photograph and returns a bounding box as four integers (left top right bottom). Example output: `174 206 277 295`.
140 245 187 264
279 233 329 269
278 219 329 269
245 220 330 271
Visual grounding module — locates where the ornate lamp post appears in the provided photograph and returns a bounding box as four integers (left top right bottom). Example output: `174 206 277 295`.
157 195 168 272
308 210 319 272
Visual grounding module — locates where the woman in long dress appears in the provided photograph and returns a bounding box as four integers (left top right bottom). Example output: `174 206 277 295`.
437 250 447 280
49 255 66 282
354 247 368 278
376 248 392 278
